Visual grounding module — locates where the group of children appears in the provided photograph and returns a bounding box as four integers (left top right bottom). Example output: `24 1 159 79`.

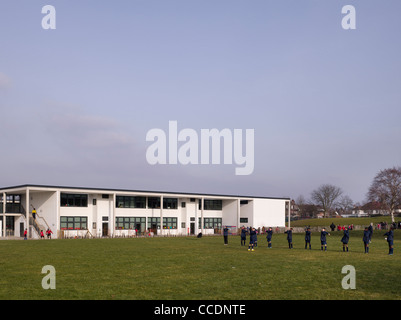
40 228 53 239
238 226 395 255
23 228 53 239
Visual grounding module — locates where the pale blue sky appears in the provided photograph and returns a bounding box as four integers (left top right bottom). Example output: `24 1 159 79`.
1 0 400 203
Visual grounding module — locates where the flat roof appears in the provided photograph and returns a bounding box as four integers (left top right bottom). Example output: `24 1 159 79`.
0 184 291 201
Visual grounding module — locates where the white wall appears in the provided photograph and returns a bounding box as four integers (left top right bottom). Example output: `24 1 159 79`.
31 191 58 234
222 199 238 227
252 199 286 228
239 200 254 227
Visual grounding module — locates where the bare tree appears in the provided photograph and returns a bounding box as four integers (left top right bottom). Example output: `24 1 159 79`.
311 184 343 218
367 166 401 223
337 195 354 213
295 195 307 218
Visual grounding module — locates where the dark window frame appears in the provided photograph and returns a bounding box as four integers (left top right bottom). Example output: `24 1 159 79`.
61 193 88 207
60 216 88 230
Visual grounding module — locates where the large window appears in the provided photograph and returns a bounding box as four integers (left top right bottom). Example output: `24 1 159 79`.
115 217 146 230
199 199 223 210
163 217 177 229
147 217 177 229
116 196 146 208
199 218 222 229
163 198 178 209
0 194 22 213
61 193 88 207
60 216 88 230
148 197 160 209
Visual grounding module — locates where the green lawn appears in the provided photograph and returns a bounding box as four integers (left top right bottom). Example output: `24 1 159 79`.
0 231 400 300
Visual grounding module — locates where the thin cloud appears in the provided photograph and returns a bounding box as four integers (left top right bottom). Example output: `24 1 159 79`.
39 101 136 149
0 72 11 90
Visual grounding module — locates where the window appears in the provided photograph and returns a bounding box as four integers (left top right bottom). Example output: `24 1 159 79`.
199 199 223 210
61 193 88 207
115 217 146 230
147 217 177 229
240 218 248 223
1 194 22 213
60 216 88 230
148 217 160 229
199 218 222 229
116 196 146 208
148 197 160 209
163 198 178 209
163 217 177 229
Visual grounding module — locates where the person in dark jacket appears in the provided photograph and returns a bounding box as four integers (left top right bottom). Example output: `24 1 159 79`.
284 228 293 249
341 227 350 252
320 228 330 251
248 227 257 251
240 226 247 246
384 228 394 255
363 227 370 253
266 227 273 248
305 227 311 250
223 226 229 245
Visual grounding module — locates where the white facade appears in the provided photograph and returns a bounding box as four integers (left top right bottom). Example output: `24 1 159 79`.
0 185 289 239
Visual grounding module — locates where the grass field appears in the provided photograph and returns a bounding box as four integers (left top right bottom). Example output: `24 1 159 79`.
290 216 397 228
0 230 400 300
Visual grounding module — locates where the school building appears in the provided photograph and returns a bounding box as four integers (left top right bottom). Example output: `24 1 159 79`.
0 184 290 239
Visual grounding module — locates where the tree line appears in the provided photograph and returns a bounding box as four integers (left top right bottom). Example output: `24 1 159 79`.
294 166 401 223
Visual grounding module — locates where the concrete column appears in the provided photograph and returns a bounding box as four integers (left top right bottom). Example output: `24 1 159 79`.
2 192 6 237
160 195 163 235
26 188 30 238
201 197 204 234
194 199 198 234
56 190 60 239
112 193 116 238
237 199 241 234
287 201 290 228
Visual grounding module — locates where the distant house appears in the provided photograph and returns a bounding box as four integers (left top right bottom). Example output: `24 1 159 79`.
351 201 401 217
290 200 300 220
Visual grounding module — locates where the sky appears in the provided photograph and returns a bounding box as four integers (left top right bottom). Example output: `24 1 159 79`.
0 0 400 204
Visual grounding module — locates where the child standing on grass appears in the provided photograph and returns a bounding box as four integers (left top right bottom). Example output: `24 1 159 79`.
266 227 273 248
384 227 394 255
363 227 370 253
223 226 229 245
46 228 53 239
341 227 350 252
305 227 311 250
248 227 257 251
240 226 247 246
320 228 330 251
284 228 293 249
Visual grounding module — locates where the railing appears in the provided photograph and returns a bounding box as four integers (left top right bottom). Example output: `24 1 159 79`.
30 213 51 238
